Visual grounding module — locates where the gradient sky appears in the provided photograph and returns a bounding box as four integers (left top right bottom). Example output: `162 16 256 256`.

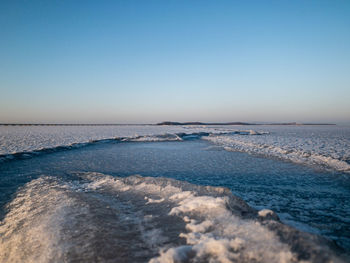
1 0 349 124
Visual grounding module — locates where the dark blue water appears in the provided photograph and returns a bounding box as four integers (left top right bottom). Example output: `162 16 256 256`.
0 139 349 252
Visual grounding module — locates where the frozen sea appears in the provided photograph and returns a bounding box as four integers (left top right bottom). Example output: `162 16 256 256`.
0 125 349 262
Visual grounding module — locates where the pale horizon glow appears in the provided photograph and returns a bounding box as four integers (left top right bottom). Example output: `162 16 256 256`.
1 1 350 124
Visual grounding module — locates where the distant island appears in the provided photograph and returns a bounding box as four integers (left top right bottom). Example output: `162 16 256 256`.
157 121 252 126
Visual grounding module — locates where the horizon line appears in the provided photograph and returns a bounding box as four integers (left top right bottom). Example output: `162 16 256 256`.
0 122 337 126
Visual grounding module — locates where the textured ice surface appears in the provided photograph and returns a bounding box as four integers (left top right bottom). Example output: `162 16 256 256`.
1 125 349 173
0 125 194 155
1 125 349 262
0 173 346 263
1 138 349 251
0 125 239 156
204 125 350 173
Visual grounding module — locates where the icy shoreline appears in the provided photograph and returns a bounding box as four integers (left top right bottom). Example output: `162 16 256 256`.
0 173 347 263
0 125 229 156
1 125 349 173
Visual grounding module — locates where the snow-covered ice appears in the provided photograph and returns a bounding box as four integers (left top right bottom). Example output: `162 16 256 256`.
204 125 350 173
1 125 349 173
0 173 345 263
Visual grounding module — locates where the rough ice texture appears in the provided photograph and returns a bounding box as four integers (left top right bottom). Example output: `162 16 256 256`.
0 173 346 263
0 125 234 156
1 125 349 173
0 125 184 155
204 125 350 173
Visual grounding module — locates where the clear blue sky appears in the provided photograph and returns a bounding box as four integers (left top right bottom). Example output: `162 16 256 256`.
1 0 349 124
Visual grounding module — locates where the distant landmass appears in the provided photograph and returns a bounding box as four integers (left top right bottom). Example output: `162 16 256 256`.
156 121 252 126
